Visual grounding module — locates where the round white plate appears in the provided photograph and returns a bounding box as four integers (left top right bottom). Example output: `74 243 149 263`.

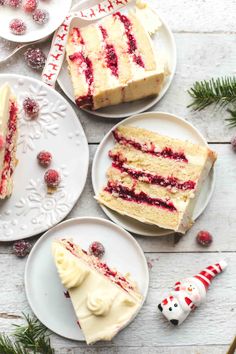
0 74 89 241
57 0 176 118
0 0 72 43
92 112 215 236
25 216 149 341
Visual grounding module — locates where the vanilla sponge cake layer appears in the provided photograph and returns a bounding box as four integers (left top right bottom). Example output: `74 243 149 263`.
110 144 205 182
0 84 18 200
66 10 166 110
96 125 217 233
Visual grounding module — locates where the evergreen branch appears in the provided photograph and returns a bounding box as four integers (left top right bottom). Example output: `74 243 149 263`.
187 77 236 128
0 314 54 354
187 77 236 111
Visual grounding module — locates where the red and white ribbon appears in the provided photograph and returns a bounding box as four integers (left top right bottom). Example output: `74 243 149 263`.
42 0 131 88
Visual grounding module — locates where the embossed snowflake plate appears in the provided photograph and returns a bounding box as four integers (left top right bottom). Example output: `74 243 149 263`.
57 0 177 118
0 74 89 241
25 217 149 341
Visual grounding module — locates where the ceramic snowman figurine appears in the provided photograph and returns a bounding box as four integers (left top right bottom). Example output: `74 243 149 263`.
158 260 227 326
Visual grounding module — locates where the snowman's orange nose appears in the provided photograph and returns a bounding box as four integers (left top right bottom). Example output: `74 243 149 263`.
188 287 192 291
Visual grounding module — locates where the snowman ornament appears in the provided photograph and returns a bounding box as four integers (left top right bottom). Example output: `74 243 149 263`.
158 260 227 326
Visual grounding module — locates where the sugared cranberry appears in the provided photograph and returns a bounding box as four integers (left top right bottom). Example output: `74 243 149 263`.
23 0 37 12
7 0 22 7
37 150 52 167
24 48 46 70
231 135 236 152
9 19 27 35
196 230 213 246
23 97 40 118
89 241 105 259
0 134 5 150
44 169 61 188
13 240 31 258
32 9 49 24
0 0 5 5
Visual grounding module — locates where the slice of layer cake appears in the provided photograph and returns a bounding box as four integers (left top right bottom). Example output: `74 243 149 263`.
52 239 143 344
66 4 167 110
96 125 217 233
0 84 18 199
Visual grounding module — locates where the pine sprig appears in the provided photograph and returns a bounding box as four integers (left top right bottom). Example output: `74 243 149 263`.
0 314 54 354
187 77 236 127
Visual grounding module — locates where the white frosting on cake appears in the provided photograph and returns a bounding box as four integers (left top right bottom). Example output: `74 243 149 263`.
52 240 143 344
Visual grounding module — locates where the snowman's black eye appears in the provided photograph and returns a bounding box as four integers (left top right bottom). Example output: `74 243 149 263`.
174 304 178 307
169 307 172 311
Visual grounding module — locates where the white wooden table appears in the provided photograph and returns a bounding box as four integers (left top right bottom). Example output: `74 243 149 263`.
0 1 236 353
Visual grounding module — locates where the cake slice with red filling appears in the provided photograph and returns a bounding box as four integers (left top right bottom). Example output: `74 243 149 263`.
52 239 143 344
66 4 167 110
96 125 217 233
0 84 18 199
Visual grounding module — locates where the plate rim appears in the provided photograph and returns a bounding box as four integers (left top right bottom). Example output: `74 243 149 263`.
24 216 150 341
57 0 177 119
91 111 216 237
0 73 89 241
0 0 72 43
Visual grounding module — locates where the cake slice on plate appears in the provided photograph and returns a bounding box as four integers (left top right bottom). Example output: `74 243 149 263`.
52 239 143 344
0 83 18 199
96 125 217 233
66 3 168 110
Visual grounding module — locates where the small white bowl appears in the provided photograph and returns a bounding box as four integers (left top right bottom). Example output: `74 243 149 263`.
0 0 72 43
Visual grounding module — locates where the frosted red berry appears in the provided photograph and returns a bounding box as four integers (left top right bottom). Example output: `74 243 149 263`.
44 169 61 188
89 241 105 259
24 48 46 70
23 0 37 12
7 0 22 7
0 0 5 5
32 8 49 24
37 150 52 167
13 240 31 258
23 97 40 119
231 135 236 152
9 19 27 35
196 230 213 246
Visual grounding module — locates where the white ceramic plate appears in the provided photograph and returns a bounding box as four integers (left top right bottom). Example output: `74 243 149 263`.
25 216 149 341
57 0 176 118
0 0 72 43
0 74 89 241
92 112 215 236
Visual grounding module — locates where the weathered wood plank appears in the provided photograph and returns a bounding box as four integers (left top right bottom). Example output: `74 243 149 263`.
0 33 236 143
0 253 234 349
154 0 236 33
51 345 228 354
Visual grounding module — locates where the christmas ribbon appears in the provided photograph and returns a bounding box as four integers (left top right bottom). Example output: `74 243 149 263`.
42 0 131 88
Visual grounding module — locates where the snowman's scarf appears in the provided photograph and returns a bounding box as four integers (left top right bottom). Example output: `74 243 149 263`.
41 0 132 88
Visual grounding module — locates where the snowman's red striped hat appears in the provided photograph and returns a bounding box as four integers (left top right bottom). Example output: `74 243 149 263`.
194 260 227 290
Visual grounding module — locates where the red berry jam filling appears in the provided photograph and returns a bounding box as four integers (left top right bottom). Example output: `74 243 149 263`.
0 102 18 197
113 129 188 163
112 162 195 191
71 28 85 45
104 181 177 212
69 49 94 108
114 12 144 68
64 240 134 292
99 26 118 77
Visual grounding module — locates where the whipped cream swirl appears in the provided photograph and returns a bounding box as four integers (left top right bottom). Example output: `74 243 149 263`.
87 290 113 316
55 249 89 289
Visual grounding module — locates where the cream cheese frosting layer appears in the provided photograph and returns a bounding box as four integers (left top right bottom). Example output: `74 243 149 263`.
52 240 142 344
